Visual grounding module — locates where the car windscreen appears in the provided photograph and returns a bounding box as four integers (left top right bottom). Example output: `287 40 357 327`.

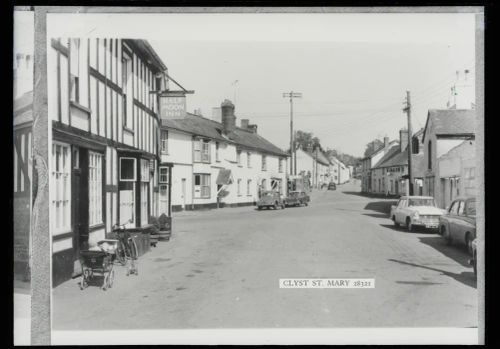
467 200 476 216
408 198 436 207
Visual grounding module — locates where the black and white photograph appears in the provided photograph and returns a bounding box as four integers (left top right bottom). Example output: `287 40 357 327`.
13 6 484 345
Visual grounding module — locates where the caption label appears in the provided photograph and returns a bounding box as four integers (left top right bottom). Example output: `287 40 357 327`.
279 278 375 288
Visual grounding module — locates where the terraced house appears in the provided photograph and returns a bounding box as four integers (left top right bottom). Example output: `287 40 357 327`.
159 100 289 211
48 38 166 286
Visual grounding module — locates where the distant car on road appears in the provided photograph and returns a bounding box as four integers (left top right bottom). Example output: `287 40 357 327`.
284 191 310 207
390 196 445 232
327 182 336 190
439 197 476 254
257 191 286 210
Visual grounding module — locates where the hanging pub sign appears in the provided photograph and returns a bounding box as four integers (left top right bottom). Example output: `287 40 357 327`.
160 92 186 119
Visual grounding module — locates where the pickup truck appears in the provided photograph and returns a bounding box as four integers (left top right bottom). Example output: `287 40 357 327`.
284 191 310 207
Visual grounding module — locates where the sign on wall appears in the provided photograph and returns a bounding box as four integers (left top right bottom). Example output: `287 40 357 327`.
160 95 186 119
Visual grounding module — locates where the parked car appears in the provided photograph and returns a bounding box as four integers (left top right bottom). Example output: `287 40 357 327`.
469 238 477 277
327 182 336 190
257 191 286 210
439 197 476 254
284 191 310 207
390 196 445 232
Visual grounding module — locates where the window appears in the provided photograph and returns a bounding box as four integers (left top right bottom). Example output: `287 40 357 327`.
237 150 242 166
237 179 242 196
449 201 459 215
69 39 80 103
122 52 133 128
194 174 211 198
194 139 211 163
466 199 476 216
140 159 150 226
88 151 103 226
458 200 466 215
427 141 432 170
160 130 168 153
247 179 251 195
262 155 267 171
52 143 71 233
159 166 169 183
216 142 220 162
247 152 251 167
279 158 283 173
120 158 136 181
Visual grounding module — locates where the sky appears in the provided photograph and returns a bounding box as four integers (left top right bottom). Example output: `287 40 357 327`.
18 10 478 157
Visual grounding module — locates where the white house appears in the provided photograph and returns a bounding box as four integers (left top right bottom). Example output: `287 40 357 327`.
329 156 351 184
360 137 399 193
295 147 331 189
159 100 289 211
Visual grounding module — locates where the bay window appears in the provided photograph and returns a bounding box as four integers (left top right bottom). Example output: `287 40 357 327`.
194 174 210 199
88 151 103 226
52 142 71 233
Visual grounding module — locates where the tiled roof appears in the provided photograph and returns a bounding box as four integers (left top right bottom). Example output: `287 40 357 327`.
162 113 289 157
423 109 475 140
372 144 400 168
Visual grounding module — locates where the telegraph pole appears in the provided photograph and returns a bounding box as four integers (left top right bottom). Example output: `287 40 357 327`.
283 91 302 175
403 91 414 195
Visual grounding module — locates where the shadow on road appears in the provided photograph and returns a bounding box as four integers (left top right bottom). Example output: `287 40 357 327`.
379 223 437 234
364 200 398 214
418 235 471 268
363 213 390 219
388 258 476 289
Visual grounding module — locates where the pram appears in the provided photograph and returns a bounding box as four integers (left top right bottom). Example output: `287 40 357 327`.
79 239 118 291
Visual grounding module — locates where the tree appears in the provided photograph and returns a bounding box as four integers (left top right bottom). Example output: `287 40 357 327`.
294 130 322 152
364 139 384 157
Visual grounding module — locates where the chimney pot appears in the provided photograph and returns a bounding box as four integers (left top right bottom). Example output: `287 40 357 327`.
241 119 250 129
248 124 258 133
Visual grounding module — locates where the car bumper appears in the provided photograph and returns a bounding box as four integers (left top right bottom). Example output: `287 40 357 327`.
413 222 439 229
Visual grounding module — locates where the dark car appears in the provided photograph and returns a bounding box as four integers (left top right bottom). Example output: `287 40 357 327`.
439 197 476 255
328 182 336 190
257 191 285 210
469 238 477 277
284 191 310 207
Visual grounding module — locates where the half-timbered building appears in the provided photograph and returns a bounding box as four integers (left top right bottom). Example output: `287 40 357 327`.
48 38 166 286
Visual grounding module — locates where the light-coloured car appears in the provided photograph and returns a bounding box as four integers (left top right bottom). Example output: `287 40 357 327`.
439 197 476 254
390 196 445 232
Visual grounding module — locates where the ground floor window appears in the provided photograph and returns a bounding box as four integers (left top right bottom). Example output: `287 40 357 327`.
52 142 71 233
119 157 136 227
88 151 103 226
247 179 252 195
194 173 210 198
237 179 242 196
141 182 148 226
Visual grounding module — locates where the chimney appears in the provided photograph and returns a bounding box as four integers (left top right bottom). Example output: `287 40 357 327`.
212 107 222 123
221 99 236 134
383 136 389 149
399 129 408 152
241 119 250 129
247 124 258 133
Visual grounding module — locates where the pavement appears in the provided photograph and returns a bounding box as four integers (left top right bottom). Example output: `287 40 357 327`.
52 180 477 330
14 281 31 345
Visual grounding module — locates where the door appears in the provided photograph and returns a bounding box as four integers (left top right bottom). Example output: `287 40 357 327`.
72 147 89 275
181 178 186 209
159 184 169 215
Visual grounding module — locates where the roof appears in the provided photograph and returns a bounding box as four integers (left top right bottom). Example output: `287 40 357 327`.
305 149 330 166
423 109 475 141
372 144 400 168
161 113 289 157
125 39 167 72
362 140 399 160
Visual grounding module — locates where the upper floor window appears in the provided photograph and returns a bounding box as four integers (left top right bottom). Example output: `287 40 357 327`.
247 152 251 167
215 142 220 162
194 138 211 163
122 52 133 128
427 140 432 170
69 39 80 104
237 150 242 166
279 158 283 173
160 130 168 153
262 155 267 171
159 167 169 184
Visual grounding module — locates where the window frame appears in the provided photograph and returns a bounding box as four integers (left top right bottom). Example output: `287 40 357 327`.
261 155 267 171
194 173 211 199
119 157 137 182
160 130 168 154
88 151 104 227
159 166 169 184
51 141 72 234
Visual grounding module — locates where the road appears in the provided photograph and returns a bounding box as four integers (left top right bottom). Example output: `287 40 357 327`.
53 180 477 330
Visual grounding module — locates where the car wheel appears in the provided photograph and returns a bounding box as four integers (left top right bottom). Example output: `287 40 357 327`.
442 226 452 245
406 217 413 232
465 233 473 255
392 215 399 227
274 202 278 210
